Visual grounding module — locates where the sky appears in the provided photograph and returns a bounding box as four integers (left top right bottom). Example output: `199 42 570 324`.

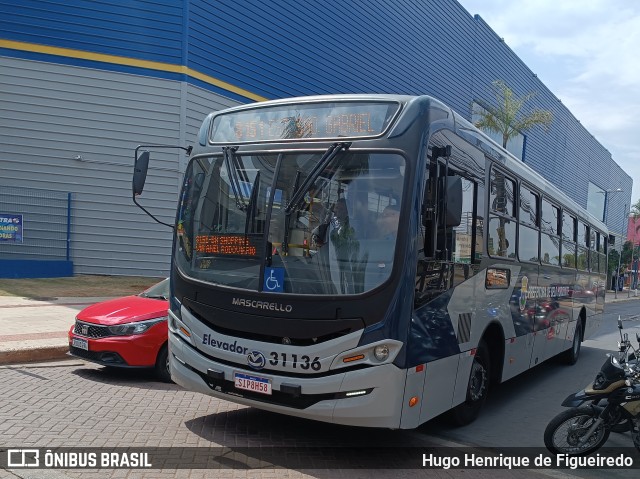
457 0 640 206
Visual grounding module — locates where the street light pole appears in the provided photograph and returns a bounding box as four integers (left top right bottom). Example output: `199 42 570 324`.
634 242 639 296
602 188 623 299
626 208 633 299
616 203 627 299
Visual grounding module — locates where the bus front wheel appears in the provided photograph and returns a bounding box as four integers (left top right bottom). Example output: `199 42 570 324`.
449 340 490 426
155 344 173 383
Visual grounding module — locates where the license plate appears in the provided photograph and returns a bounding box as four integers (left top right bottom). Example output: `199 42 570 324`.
72 337 88 351
234 372 272 395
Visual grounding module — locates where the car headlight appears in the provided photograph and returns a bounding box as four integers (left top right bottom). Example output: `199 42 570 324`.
107 316 167 336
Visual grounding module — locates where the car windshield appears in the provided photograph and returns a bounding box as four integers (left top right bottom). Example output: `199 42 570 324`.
139 278 170 299
175 151 406 295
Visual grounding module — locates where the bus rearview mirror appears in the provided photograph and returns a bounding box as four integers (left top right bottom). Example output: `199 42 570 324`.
443 176 462 228
133 151 150 196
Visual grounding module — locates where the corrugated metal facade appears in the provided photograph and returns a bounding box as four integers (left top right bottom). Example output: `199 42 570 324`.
0 0 632 276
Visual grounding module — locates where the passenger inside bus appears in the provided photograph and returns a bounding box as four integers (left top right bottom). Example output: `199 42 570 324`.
377 204 400 241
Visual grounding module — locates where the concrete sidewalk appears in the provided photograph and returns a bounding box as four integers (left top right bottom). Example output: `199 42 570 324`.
0 295 115 364
0 290 639 366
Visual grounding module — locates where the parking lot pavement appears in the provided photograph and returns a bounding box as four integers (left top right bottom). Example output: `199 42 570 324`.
0 360 584 479
0 296 113 365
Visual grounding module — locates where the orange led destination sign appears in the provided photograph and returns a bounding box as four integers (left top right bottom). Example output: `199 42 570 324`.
210 101 400 143
195 234 259 257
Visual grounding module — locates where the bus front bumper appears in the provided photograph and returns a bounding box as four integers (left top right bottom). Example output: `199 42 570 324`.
168 332 406 428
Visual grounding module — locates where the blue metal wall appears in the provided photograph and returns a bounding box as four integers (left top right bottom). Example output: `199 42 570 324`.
0 0 184 62
0 0 632 236
188 0 477 109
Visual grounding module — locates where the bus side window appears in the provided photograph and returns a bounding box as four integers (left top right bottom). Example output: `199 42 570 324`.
577 221 589 271
488 167 516 259
561 211 577 268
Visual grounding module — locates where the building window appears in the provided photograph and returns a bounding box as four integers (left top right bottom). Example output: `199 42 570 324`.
586 183 605 221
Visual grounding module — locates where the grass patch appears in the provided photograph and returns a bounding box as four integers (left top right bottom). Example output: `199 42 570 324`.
0 275 164 299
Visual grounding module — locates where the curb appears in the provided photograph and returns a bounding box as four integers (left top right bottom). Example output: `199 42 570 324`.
0 345 69 366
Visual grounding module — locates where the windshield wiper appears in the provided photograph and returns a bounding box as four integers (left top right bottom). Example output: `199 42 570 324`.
244 170 260 235
223 146 248 211
285 142 351 215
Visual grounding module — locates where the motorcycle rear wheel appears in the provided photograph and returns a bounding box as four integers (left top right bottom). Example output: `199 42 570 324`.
544 407 610 455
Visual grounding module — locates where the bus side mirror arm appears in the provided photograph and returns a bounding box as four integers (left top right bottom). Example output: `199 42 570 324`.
132 144 193 229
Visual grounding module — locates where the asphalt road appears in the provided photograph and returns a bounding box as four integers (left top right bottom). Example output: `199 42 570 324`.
424 300 640 479
1 301 639 478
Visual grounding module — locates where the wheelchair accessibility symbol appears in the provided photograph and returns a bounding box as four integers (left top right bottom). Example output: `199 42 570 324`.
264 267 284 292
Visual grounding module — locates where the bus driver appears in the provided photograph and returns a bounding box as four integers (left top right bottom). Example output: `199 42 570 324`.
377 204 400 241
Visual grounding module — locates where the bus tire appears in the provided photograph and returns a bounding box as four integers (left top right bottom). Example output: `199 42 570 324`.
450 339 490 426
562 320 582 366
155 344 173 383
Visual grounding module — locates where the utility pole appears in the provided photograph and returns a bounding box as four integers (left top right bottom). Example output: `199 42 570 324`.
602 189 623 299
617 203 627 299
634 242 639 296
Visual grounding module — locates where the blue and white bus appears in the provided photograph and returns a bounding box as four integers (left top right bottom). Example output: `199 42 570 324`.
133 94 608 428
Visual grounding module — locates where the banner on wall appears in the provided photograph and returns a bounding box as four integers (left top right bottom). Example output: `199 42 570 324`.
0 214 23 243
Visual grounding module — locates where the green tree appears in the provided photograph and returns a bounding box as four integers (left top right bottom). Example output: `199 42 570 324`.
474 80 553 148
631 199 640 218
608 248 620 280
608 240 635 287
622 240 635 267
631 198 640 234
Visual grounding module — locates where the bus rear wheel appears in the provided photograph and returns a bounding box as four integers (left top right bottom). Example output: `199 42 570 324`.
450 340 490 426
561 320 582 365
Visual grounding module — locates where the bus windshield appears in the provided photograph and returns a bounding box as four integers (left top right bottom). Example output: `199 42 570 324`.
175 150 406 295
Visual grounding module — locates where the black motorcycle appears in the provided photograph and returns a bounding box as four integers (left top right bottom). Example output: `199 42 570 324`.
544 317 640 455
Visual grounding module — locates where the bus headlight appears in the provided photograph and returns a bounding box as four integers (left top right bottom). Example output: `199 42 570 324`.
330 340 402 370
169 310 194 345
374 344 390 361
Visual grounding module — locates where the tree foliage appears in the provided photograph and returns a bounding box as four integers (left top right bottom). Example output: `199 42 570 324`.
631 198 640 233
474 80 553 148
608 240 636 280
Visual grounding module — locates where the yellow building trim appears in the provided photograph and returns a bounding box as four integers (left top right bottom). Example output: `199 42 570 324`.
0 39 267 102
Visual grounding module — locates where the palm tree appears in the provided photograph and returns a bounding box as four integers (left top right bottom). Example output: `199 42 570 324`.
476 80 552 257
474 80 553 148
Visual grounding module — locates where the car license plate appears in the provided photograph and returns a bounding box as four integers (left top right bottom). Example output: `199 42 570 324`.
72 337 88 351
234 372 272 395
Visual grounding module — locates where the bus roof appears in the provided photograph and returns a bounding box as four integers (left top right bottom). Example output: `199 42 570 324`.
203 93 608 234
451 111 608 234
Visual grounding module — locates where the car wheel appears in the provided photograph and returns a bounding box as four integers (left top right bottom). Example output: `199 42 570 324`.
155 344 173 383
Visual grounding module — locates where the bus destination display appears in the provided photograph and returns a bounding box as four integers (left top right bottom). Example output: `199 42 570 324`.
210 101 400 143
195 234 259 257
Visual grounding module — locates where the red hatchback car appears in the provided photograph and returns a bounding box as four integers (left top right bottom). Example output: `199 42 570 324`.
68 278 171 382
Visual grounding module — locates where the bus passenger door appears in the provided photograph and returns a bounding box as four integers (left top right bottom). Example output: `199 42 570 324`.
416 148 464 303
